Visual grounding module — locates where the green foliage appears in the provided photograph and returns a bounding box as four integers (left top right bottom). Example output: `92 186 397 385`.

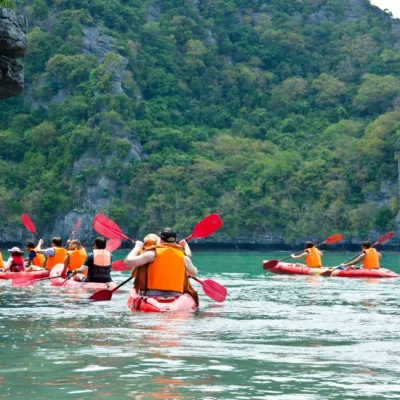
0 0 12 7
0 0 399 239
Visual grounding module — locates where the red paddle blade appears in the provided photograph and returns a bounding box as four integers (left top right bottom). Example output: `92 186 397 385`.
93 214 129 241
325 233 343 245
197 278 227 302
263 260 279 270
89 289 114 302
112 259 130 271
187 214 223 241
72 217 82 235
374 232 394 246
106 239 121 252
21 214 38 236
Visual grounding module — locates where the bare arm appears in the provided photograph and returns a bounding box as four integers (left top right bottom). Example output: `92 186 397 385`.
179 239 192 258
291 251 307 260
124 242 156 269
342 253 365 267
61 255 70 276
184 256 197 276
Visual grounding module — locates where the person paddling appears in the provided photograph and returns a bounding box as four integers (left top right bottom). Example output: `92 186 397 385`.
61 239 87 277
24 241 45 271
340 241 381 270
2 247 25 272
72 236 112 283
124 228 198 299
291 241 323 268
36 237 68 271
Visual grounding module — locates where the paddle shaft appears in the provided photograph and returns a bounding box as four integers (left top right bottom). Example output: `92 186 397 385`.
278 239 327 263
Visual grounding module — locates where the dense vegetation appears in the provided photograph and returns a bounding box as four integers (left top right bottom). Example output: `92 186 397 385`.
1 0 400 241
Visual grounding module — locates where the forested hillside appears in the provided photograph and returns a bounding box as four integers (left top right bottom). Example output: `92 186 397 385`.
1 0 400 243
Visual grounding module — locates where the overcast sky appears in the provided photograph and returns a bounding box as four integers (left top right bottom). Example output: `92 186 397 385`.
370 0 400 18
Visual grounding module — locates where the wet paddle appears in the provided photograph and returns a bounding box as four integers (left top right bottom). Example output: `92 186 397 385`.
111 259 126 271
21 214 40 241
89 213 224 301
93 214 134 243
320 232 394 277
263 233 343 270
191 276 227 303
12 274 66 287
69 218 82 241
106 238 121 252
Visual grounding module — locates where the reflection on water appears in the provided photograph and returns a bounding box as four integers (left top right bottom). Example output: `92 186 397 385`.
0 252 400 399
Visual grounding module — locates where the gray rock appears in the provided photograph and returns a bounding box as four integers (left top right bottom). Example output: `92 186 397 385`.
82 27 116 62
0 8 27 59
0 55 23 99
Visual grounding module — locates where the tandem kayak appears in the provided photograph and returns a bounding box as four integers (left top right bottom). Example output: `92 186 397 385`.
0 269 50 280
49 264 117 290
262 261 399 278
127 288 198 313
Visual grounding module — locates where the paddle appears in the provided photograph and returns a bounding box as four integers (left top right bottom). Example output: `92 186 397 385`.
12 275 67 287
263 233 343 270
111 259 126 271
69 218 82 241
21 214 40 241
320 232 394 277
89 213 224 301
191 276 227 303
93 214 134 243
106 238 121 252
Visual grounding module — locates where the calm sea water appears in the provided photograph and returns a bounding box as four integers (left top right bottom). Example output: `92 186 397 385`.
1 251 400 399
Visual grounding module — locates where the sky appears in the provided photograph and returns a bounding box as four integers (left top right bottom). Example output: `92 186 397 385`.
370 0 400 18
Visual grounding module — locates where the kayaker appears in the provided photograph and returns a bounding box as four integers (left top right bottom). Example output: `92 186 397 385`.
0 250 3 269
291 241 323 268
340 241 381 269
24 241 45 271
36 238 68 271
72 236 112 282
2 247 25 272
61 239 87 277
124 228 198 298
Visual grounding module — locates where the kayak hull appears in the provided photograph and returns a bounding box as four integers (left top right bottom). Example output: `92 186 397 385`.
263 261 398 278
127 288 198 313
0 269 50 280
49 264 117 290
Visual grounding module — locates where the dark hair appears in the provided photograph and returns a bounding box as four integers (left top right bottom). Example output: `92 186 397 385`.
94 236 106 249
26 241 35 249
52 237 63 247
305 241 314 249
362 241 372 249
160 228 177 243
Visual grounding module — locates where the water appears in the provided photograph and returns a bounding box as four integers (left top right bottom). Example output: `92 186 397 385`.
1 251 400 399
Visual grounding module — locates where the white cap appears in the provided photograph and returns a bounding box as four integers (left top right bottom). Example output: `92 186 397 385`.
8 246 22 253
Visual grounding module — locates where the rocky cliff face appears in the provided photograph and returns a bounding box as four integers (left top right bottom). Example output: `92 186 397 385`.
0 8 27 99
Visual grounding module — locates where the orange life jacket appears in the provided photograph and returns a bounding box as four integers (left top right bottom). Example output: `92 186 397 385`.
46 247 68 270
0 251 3 268
147 244 186 293
305 247 322 268
31 249 45 267
362 248 380 269
67 248 87 271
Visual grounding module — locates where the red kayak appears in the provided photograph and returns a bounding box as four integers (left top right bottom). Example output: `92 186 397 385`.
0 269 50 280
262 261 399 278
49 264 117 290
127 288 198 313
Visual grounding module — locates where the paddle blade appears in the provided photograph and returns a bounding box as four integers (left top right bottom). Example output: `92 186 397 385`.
196 278 227 302
106 238 121 252
72 217 82 235
93 214 128 241
325 233 343 245
187 213 223 241
21 214 38 236
112 259 130 271
263 260 279 270
374 232 394 246
88 289 114 302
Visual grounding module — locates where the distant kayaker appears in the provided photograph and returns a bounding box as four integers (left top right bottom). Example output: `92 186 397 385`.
24 241 45 271
61 239 87 277
340 241 381 269
36 238 68 271
291 241 323 268
0 250 4 269
2 247 25 272
72 236 112 282
124 228 198 298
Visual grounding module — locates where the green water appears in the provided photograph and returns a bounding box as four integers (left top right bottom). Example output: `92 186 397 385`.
1 251 400 399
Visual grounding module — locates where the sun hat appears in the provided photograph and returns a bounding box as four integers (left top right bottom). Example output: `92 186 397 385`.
8 246 23 253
